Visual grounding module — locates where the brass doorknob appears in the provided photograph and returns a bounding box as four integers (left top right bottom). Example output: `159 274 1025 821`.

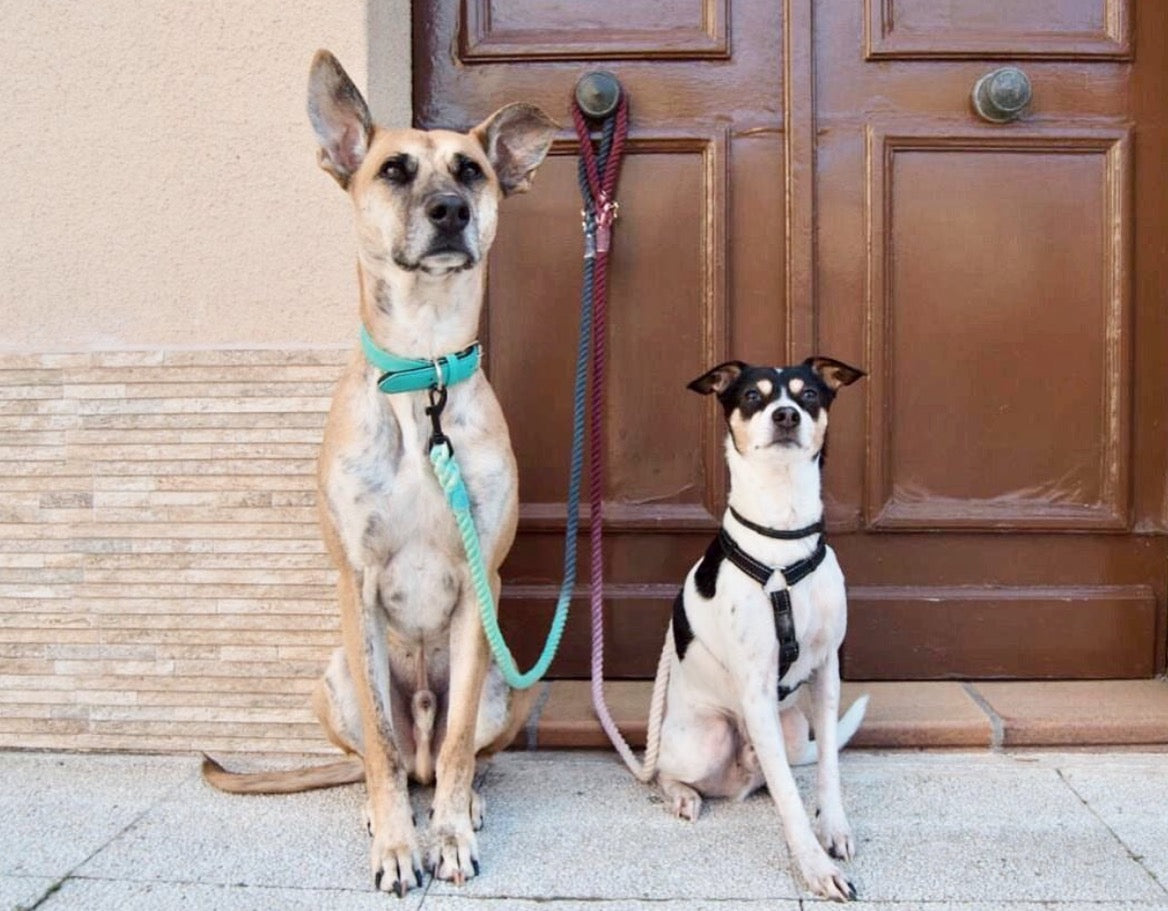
574 72 621 119
972 67 1032 123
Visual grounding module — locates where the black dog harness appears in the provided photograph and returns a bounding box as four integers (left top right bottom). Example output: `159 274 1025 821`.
673 507 827 701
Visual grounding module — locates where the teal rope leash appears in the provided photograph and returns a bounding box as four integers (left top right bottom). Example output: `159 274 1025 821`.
419 256 593 688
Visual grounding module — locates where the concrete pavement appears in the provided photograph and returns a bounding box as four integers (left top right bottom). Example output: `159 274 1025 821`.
2 748 1167 910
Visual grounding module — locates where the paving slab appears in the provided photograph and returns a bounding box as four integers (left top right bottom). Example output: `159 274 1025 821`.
1 875 57 911
846 681 993 748
838 752 1166 903
844 904 1168 911
1045 753 1168 892
425 751 802 902
0 752 190 880
36 878 418 911
422 901 799 910
974 680 1168 746
76 760 377 893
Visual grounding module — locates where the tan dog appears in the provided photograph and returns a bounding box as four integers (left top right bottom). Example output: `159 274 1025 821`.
202 51 557 897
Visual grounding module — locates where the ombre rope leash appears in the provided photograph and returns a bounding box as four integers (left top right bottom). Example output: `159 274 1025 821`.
573 89 671 783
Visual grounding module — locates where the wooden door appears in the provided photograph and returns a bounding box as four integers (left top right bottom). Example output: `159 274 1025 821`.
814 0 1168 678
413 0 1168 680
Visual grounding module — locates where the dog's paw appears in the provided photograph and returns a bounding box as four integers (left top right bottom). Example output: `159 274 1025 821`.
661 779 703 821
426 812 480 885
470 788 486 831
816 812 855 861
797 848 857 903
370 831 423 897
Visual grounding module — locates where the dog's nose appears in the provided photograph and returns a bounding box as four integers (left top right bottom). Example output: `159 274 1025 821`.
773 406 800 429
427 194 471 233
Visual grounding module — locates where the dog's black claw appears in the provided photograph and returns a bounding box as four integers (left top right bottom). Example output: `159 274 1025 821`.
414 866 424 885
847 881 857 901
373 869 383 891
472 858 480 877
392 880 405 899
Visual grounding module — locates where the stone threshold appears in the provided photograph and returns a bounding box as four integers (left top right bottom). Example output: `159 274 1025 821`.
526 678 1168 750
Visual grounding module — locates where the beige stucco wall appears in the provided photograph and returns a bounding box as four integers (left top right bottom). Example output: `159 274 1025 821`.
0 1 413 754
0 0 411 352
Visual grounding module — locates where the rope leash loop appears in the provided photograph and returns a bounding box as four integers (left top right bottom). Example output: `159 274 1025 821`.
573 86 671 783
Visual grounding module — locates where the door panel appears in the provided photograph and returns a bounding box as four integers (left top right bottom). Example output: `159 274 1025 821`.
866 126 1130 530
462 0 728 60
846 584 1156 679
865 0 1129 59
414 0 1168 680
489 137 727 523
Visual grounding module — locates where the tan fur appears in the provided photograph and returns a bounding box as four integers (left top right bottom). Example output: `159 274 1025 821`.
201 50 556 897
201 754 365 794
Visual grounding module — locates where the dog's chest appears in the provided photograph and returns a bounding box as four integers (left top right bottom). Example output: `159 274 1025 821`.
320 371 512 635
683 542 845 696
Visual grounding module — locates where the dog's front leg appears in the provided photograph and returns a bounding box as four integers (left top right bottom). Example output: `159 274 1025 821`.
739 670 855 902
340 567 422 896
427 579 492 884
809 649 854 861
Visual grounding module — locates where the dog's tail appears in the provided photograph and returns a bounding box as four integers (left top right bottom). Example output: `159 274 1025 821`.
201 753 364 794
790 694 870 767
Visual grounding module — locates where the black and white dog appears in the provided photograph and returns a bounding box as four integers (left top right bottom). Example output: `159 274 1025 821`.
655 356 867 902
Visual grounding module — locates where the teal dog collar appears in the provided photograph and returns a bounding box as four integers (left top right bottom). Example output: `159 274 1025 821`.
360 326 482 394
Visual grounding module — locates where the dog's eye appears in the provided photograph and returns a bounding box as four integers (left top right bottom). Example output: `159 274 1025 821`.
380 157 412 184
743 389 762 405
456 159 484 184
800 387 820 403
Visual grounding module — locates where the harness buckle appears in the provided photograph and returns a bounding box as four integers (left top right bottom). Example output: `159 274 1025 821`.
425 385 453 455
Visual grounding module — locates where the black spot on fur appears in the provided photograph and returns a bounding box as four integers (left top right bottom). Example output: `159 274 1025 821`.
694 534 725 600
671 590 693 661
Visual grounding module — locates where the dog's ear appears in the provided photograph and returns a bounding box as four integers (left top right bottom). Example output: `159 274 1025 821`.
687 361 748 396
473 103 559 196
307 50 373 188
805 357 866 391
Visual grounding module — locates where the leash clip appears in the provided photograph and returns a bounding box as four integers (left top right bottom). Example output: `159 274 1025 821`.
595 196 619 254
581 209 597 260
425 385 452 455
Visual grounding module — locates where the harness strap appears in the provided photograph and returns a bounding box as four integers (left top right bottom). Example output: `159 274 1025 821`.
717 528 828 700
